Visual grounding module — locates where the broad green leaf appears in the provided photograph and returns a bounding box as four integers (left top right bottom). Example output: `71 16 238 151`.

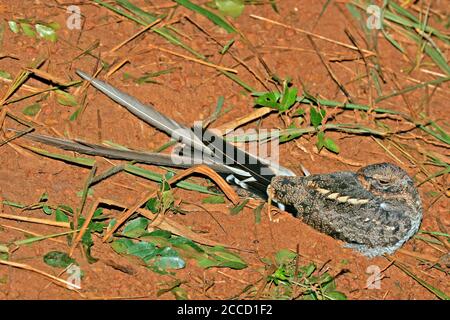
35 24 57 42
8 21 19 33
147 229 172 239
169 236 204 253
152 247 185 270
127 241 157 262
111 238 134 254
55 207 69 222
202 195 225 204
207 246 247 269
122 217 149 238
310 107 325 128
280 87 298 112
43 251 76 268
20 23 36 37
0 244 9 253
316 131 325 151
215 0 245 18
42 205 53 215
323 136 340 154
275 249 297 265
22 103 41 116
255 92 280 108
69 108 80 121
0 70 12 80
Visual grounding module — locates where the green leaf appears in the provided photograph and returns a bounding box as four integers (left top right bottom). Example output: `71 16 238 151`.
205 246 247 269
0 244 9 254
275 249 297 265
215 0 245 18
255 92 280 108
111 238 134 254
229 198 249 215
152 247 185 270
326 291 347 300
55 207 69 222
316 131 325 151
280 87 298 112
43 251 76 268
171 286 188 300
122 217 149 238
39 192 49 202
0 70 12 80
22 103 41 116
55 90 77 107
174 0 236 33
169 236 204 253
303 263 316 278
93 208 103 218
310 107 325 128
160 190 174 212
69 108 81 121
147 229 172 239
8 21 19 33
35 24 57 42
42 205 53 215
127 241 158 262
20 23 36 37
202 195 225 204
323 136 340 154
58 205 73 215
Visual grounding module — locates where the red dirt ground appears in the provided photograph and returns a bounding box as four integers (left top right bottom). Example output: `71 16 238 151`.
0 0 448 299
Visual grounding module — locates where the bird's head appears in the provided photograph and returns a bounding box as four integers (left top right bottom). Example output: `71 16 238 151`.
357 162 415 196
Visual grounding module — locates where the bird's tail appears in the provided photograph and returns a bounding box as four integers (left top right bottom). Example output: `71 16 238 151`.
17 70 296 198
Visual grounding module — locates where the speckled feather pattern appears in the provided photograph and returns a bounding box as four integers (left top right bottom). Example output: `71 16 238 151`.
269 163 422 257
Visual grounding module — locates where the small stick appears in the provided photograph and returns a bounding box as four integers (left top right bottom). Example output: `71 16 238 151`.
102 165 240 241
0 213 70 228
148 45 238 74
69 199 100 257
0 259 81 290
0 223 66 245
250 14 375 55
110 19 162 53
216 107 273 133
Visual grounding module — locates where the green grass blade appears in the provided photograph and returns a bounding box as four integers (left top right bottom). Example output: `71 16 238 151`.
375 77 450 103
14 229 79 246
174 0 236 34
26 146 96 167
393 260 449 300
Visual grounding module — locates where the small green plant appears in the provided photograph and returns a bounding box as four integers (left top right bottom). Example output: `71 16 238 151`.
260 249 347 300
254 81 340 154
8 19 59 42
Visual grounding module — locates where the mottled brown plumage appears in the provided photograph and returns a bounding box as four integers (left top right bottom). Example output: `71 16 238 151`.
269 163 422 257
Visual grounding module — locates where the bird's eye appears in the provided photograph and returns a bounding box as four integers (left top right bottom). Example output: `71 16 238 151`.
378 179 391 185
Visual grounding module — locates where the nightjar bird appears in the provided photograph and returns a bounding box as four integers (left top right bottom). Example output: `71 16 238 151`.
269 163 423 257
15 70 423 258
